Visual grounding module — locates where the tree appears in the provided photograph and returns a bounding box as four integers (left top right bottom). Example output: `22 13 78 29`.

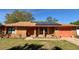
5 10 35 23
0 23 2 26
46 16 58 23
0 23 4 37
70 20 79 25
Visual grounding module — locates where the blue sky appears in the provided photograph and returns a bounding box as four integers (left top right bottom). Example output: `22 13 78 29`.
0 9 79 24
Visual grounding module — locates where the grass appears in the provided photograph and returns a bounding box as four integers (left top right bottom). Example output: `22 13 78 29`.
0 38 79 50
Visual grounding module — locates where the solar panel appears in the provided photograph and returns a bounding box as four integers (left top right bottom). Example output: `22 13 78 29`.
36 22 60 25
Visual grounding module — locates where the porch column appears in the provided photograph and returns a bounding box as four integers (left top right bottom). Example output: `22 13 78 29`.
43 28 45 37
4 27 7 34
34 28 36 37
47 27 50 34
26 29 27 37
37 28 39 37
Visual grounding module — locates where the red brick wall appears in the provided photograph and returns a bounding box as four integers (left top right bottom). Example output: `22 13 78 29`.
55 27 76 38
16 27 34 38
16 27 27 38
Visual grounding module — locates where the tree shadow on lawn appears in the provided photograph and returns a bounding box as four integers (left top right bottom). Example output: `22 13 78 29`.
51 46 62 50
8 43 62 50
8 44 44 50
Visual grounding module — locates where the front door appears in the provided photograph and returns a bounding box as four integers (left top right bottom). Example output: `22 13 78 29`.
26 28 34 37
27 29 31 36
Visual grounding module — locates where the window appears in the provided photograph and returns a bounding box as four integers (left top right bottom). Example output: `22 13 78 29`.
7 27 15 34
77 27 79 29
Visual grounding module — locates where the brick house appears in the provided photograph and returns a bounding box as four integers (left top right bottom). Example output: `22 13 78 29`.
1 21 79 38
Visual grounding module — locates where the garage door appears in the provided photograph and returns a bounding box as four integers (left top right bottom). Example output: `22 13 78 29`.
59 30 73 37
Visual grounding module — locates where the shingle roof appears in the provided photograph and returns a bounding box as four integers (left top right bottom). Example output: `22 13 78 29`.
5 22 36 27
4 21 78 27
61 24 77 27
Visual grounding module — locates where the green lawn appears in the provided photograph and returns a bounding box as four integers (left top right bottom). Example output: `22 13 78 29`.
0 38 79 50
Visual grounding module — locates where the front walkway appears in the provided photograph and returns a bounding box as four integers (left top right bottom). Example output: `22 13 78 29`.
25 37 79 46
25 37 62 40
55 38 79 46
66 38 79 46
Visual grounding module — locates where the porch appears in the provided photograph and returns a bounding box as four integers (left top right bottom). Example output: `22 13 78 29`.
25 27 56 38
